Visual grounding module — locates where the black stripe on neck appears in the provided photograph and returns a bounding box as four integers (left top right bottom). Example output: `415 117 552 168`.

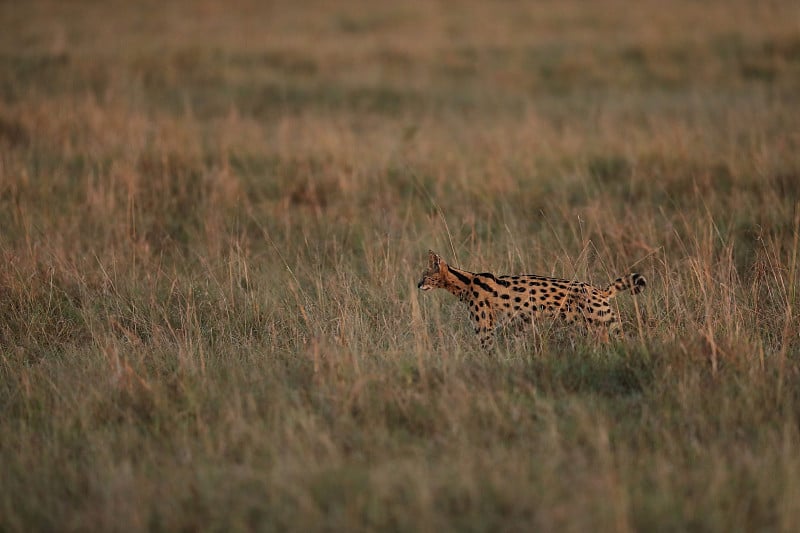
447 266 472 285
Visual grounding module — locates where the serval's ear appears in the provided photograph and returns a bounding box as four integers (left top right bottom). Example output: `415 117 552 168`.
429 252 447 274
428 250 441 269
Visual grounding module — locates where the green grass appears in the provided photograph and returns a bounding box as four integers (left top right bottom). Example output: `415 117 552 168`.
1 0 800 531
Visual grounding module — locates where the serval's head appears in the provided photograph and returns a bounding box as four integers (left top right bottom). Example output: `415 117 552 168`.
417 250 448 291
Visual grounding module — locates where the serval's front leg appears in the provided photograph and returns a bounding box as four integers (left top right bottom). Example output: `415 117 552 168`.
470 302 496 350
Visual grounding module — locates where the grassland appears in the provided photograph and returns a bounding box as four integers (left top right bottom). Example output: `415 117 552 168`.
1 0 799 531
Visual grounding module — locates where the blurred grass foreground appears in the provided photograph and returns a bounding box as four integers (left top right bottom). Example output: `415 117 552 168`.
1 0 800 531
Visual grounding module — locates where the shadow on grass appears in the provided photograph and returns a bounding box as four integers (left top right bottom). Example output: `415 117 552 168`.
503 341 656 398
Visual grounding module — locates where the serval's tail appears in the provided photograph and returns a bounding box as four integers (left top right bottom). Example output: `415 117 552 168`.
605 273 646 299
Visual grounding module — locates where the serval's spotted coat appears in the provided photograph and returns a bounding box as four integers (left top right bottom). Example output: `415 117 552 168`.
417 251 646 349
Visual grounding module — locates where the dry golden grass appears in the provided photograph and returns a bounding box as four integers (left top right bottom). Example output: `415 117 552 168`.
1 0 800 531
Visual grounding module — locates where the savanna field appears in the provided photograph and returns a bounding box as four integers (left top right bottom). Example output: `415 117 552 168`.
1 0 799 530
